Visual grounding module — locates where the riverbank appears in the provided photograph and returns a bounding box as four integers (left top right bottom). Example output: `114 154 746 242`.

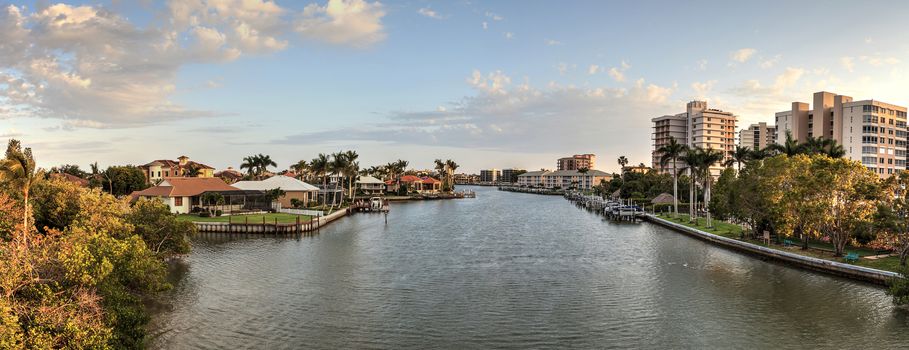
189 208 349 234
497 185 565 195
644 214 900 285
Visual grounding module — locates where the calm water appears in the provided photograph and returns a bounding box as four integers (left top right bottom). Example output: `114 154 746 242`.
147 186 909 349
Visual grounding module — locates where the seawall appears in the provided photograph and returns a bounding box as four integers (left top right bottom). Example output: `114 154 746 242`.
644 214 900 285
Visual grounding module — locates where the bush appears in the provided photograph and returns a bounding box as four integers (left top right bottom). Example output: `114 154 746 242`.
199 212 211 218
888 265 909 305
191 206 203 213
290 198 303 208
214 210 222 217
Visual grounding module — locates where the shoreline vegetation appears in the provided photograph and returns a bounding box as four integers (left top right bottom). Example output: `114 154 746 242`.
0 138 478 348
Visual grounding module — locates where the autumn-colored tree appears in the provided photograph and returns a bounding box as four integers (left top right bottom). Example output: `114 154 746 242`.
812 156 883 256
874 171 909 266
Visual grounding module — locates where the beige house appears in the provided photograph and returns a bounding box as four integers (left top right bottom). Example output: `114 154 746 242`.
129 177 237 214
774 91 908 177
356 175 386 195
233 175 319 208
140 156 215 184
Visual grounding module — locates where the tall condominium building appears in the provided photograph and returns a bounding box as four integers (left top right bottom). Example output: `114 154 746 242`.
651 101 737 175
774 91 908 177
500 168 525 184
479 169 501 183
739 122 778 151
556 154 596 171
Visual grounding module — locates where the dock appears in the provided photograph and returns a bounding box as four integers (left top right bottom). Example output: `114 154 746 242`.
564 191 644 222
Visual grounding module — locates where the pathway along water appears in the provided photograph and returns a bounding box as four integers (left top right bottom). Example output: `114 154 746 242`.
147 186 909 349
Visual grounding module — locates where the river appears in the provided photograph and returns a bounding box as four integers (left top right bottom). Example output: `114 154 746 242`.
147 185 909 349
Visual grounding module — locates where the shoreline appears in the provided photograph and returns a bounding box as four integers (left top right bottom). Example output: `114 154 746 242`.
644 214 900 286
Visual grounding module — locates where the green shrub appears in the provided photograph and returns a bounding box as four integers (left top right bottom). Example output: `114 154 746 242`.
214 210 222 217
888 265 909 305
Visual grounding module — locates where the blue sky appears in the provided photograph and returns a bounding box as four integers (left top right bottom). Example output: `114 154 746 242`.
3 0 909 173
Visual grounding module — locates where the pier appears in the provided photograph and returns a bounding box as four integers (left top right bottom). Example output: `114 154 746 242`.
564 191 644 222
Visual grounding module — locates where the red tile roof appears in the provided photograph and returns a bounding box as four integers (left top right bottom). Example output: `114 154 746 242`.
399 175 422 183
420 177 441 184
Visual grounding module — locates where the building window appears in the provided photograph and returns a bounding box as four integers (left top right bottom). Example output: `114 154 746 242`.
175 197 183 206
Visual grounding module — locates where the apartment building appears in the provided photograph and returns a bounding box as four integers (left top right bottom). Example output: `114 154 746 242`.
739 122 778 151
479 169 501 183
651 101 737 175
516 170 611 190
774 91 908 177
556 154 596 171
500 168 525 184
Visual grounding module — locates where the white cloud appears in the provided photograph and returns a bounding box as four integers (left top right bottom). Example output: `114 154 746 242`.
417 8 443 19
296 0 386 47
504 32 514 39
841 57 855 73
485 11 504 21
545 39 562 46
759 54 781 69
730 48 757 63
556 62 569 75
0 1 388 128
588 64 600 75
608 67 624 82
860 55 900 66
691 80 717 99
272 70 676 159
697 59 708 71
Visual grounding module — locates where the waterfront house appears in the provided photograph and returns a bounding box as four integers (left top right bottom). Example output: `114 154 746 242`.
139 155 215 184
233 175 319 208
129 177 238 214
419 177 442 193
215 167 244 184
356 175 386 195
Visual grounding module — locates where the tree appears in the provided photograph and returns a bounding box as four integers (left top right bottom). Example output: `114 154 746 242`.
291 160 309 180
694 147 725 228
343 150 359 199
0 139 43 235
767 131 801 156
445 159 459 191
680 148 702 222
310 153 330 206
617 156 629 173
874 172 909 266
200 192 225 216
328 152 348 209
813 156 882 256
99 165 147 197
708 168 737 222
127 198 194 258
657 137 686 218
50 164 88 178
725 145 751 173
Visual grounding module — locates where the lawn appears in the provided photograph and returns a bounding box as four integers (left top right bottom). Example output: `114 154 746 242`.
177 213 312 224
654 212 903 273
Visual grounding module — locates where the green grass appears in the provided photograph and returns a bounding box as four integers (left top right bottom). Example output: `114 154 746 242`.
177 213 312 224
655 212 903 273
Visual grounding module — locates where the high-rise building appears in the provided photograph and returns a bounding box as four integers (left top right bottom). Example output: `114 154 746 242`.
556 154 596 171
479 169 501 183
774 91 908 177
500 169 525 183
651 101 737 175
739 122 777 151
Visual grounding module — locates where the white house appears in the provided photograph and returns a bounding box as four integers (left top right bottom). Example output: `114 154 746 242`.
233 175 320 208
356 175 386 195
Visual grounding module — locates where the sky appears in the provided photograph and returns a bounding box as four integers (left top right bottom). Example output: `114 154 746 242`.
3 0 909 173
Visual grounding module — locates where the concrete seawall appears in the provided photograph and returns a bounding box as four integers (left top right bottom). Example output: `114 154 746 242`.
644 214 900 285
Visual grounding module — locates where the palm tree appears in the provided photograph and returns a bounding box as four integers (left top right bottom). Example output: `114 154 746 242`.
766 131 800 156
240 156 256 177
695 147 725 228
725 145 751 173
657 137 686 218
617 156 629 173
750 147 771 161
310 153 330 206
679 148 702 223
343 150 359 199
291 160 309 180
433 159 446 186
445 159 459 191
328 152 348 210
256 154 277 178
0 139 43 234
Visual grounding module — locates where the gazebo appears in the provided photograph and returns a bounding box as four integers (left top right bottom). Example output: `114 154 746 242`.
651 193 676 205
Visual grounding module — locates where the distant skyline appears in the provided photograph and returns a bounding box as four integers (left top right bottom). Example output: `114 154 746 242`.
3 0 909 173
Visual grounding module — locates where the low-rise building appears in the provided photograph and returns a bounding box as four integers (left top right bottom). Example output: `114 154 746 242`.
233 175 320 209
357 175 386 195
140 156 215 184
516 169 611 190
129 177 238 214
